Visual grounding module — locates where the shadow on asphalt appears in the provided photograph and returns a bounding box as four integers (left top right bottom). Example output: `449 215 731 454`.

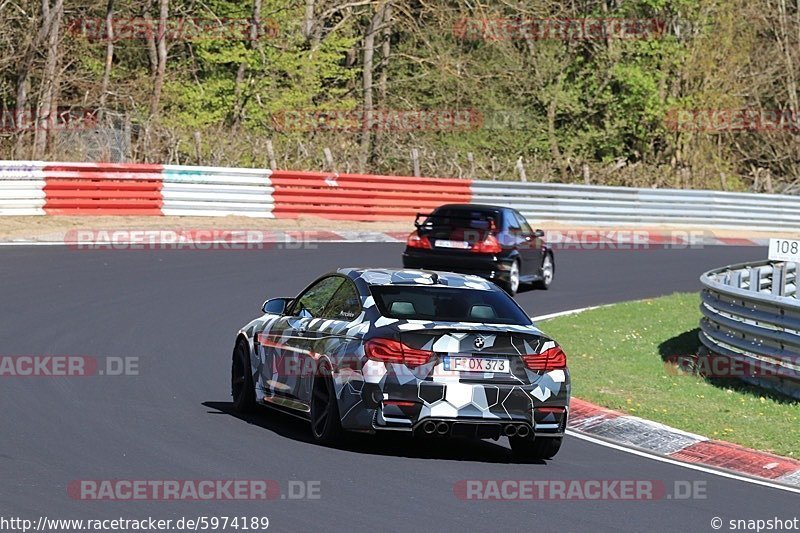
203 401 547 464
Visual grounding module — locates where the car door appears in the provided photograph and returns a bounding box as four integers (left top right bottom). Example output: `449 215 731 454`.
513 210 545 276
295 278 364 407
503 209 536 277
257 275 344 403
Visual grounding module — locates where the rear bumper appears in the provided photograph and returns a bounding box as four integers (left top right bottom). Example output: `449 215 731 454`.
336 371 570 437
402 249 515 283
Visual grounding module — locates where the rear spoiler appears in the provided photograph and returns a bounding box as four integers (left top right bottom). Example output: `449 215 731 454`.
414 212 498 230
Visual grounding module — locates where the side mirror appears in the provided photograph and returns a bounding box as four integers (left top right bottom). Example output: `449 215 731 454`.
261 297 293 315
534 229 545 238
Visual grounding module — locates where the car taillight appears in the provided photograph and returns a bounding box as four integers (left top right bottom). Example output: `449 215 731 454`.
522 346 567 372
406 232 432 249
365 338 433 368
471 234 502 254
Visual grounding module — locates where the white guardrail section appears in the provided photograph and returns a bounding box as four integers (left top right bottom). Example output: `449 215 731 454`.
0 161 46 215
161 165 274 217
700 260 800 399
472 181 800 231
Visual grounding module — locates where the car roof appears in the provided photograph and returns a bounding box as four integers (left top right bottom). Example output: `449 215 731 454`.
336 268 495 290
433 203 509 213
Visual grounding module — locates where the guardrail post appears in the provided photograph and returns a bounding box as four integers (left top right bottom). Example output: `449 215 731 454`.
794 263 800 298
773 263 787 297
749 266 760 292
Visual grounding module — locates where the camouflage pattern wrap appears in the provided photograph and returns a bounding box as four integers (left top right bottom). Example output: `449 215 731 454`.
236 268 570 436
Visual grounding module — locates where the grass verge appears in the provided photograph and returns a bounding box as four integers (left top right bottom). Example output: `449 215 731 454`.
538 292 800 458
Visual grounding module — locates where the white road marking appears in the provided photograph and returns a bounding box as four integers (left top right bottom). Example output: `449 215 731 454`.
567 430 800 494
532 305 611 321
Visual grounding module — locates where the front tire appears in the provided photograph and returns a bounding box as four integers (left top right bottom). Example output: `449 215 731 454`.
510 436 563 460
309 363 343 445
231 340 256 413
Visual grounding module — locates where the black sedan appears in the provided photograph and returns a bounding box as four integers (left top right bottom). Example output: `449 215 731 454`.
402 204 554 295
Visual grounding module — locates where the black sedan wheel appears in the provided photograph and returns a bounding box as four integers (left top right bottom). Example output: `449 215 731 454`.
500 259 521 296
533 254 554 290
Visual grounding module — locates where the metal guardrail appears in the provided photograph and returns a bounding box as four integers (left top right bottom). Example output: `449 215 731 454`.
4 161 800 228
161 165 273 217
699 260 800 399
0 161 274 217
472 181 800 231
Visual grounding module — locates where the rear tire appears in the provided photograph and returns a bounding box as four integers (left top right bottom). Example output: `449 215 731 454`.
231 340 256 413
510 436 562 460
532 253 554 290
309 363 343 445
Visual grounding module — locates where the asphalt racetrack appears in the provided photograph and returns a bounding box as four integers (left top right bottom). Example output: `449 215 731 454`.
0 243 796 531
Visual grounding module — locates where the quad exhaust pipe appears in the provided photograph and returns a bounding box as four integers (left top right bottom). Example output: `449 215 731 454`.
419 420 530 438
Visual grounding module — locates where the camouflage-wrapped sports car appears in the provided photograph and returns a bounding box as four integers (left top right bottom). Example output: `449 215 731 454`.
231 268 570 459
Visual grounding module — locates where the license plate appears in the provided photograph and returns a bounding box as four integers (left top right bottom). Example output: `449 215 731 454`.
435 239 471 249
444 356 510 373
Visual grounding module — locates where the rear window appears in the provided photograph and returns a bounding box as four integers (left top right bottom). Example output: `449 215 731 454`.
369 285 532 325
423 208 500 231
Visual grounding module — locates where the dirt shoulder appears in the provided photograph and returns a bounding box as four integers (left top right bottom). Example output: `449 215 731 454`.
0 215 796 242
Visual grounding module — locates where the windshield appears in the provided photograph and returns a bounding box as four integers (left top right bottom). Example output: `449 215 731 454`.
369 285 532 325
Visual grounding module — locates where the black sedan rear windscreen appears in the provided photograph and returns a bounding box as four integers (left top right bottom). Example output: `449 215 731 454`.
370 285 532 325
423 208 501 230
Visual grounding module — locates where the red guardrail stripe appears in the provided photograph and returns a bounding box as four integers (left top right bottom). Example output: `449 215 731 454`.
44 181 162 192
271 187 469 201
45 191 162 200
43 164 165 215
44 171 164 181
270 170 472 221
270 181 470 195
36 165 472 220
270 170 469 188
43 162 164 173
45 199 163 208
45 208 163 216
273 204 433 217
275 195 469 210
